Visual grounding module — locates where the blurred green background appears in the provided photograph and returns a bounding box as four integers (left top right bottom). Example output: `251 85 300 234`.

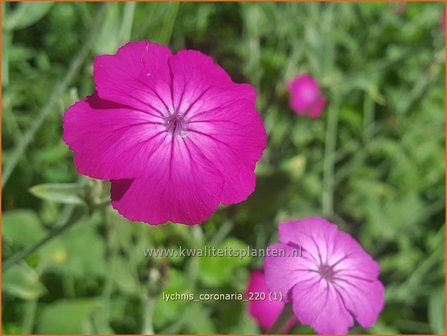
2 2 445 334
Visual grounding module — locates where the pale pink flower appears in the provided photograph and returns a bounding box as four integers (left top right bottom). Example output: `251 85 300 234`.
264 217 384 334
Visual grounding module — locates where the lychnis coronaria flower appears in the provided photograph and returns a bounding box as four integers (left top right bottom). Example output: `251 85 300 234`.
264 217 384 334
63 41 267 225
246 270 285 330
287 74 326 118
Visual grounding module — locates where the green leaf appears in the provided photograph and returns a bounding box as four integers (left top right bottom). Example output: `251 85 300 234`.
228 309 259 334
368 320 400 334
38 298 99 334
199 238 252 287
157 2 180 45
154 270 188 329
428 287 446 334
280 154 307 180
93 3 121 54
184 303 216 334
111 256 139 295
3 263 46 300
2 209 45 246
29 183 85 205
40 214 106 277
5 3 53 31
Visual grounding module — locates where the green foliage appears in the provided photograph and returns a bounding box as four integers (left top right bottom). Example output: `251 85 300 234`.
199 238 252 287
2 2 445 334
3 264 46 300
29 183 85 206
429 287 446 334
4 3 54 31
37 298 100 334
3 210 45 246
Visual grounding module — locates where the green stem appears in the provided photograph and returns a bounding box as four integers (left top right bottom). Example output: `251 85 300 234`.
2 4 106 188
158 2 180 45
119 2 136 43
187 225 203 290
22 298 37 333
210 220 234 245
322 100 339 217
396 49 444 116
101 207 114 329
363 93 375 142
141 294 155 334
403 240 444 288
2 3 9 86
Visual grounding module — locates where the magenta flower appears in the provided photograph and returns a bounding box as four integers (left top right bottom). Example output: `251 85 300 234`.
287 74 326 118
264 217 384 334
63 41 267 225
246 270 289 330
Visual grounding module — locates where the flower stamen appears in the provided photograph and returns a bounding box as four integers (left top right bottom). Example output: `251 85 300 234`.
318 264 335 282
164 111 188 138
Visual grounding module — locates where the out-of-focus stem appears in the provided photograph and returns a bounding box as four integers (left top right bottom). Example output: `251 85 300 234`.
322 100 339 217
159 2 180 45
187 225 203 291
267 304 296 334
363 94 375 142
142 294 155 334
22 298 37 333
22 264 45 333
101 207 114 329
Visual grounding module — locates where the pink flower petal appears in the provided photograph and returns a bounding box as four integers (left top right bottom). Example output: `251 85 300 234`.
331 231 381 279
264 243 319 301
291 278 354 334
278 217 339 265
63 95 166 179
334 277 384 328
246 270 285 330
168 50 267 204
308 96 326 119
330 231 384 327
94 41 173 116
167 50 236 115
110 135 224 225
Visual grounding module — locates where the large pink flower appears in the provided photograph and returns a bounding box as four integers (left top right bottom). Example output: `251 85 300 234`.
63 41 267 225
264 217 384 334
287 74 326 118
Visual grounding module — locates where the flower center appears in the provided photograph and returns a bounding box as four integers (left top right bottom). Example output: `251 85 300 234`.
318 264 335 282
164 111 188 138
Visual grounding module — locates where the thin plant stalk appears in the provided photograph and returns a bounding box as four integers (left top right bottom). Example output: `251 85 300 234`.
322 100 340 217
2 4 106 188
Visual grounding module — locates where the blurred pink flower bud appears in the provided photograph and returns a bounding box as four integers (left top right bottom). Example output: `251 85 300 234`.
245 269 296 331
287 74 327 119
